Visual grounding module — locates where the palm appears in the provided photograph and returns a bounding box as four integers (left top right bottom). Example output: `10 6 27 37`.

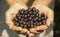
5 1 54 37
5 4 35 37
31 4 54 31
5 3 28 31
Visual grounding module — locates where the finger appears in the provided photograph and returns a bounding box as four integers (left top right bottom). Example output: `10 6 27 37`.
30 28 38 34
32 0 52 6
31 4 54 29
28 33 35 37
20 28 28 34
46 7 54 26
35 25 48 31
5 3 28 31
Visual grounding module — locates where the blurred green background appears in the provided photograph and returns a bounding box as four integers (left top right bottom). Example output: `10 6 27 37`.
54 0 60 37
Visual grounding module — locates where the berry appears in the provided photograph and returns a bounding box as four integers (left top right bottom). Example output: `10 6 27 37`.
32 7 36 12
13 7 48 29
41 13 45 17
28 7 32 12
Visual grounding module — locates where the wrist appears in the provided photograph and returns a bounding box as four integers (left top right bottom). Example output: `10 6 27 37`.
32 0 52 6
6 0 27 6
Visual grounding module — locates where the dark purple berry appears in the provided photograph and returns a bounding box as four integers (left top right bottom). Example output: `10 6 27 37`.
36 9 39 13
32 7 36 12
13 7 48 29
41 13 45 17
28 7 32 12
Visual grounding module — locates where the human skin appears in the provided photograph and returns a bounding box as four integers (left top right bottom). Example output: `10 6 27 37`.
27 0 54 37
6 0 28 6
6 0 52 6
5 3 35 36
5 3 28 31
32 0 52 6
5 0 54 37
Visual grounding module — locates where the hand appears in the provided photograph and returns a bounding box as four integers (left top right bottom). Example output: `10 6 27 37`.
27 1 54 37
5 3 28 32
5 3 36 36
5 0 54 37
31 1 54 31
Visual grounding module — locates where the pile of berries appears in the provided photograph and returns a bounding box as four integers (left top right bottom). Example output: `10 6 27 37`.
13 7 48 29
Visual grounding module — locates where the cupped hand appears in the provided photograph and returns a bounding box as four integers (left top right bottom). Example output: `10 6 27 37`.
5 3 36 36
5 0 54 37
31 3 54 31
5 3 28 32
27 2 54 37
